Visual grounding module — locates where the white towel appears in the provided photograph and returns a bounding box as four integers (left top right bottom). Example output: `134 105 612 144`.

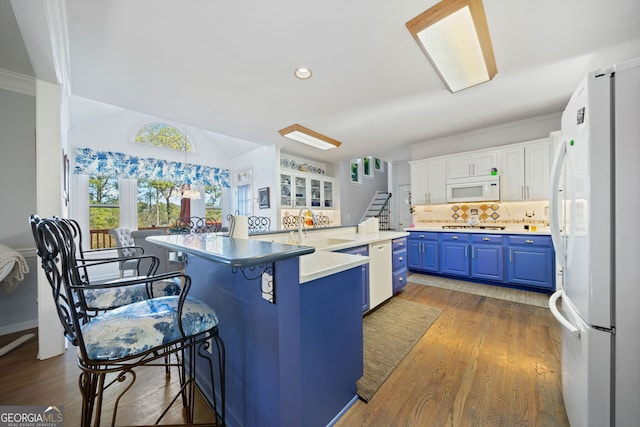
0 244 29 293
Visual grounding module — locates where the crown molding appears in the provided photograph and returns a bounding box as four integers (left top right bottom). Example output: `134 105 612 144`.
0 68 35 96
44 0 71 93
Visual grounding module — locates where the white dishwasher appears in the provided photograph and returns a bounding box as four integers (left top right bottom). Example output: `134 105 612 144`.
368 240 392 309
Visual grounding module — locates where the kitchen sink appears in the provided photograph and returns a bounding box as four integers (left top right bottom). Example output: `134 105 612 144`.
300 237 355 247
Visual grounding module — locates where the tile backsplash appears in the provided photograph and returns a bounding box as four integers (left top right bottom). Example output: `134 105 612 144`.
412 200 549 225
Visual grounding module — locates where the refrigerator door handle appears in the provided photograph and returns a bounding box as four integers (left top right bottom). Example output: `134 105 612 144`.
548 290 580 337
550 140 567 268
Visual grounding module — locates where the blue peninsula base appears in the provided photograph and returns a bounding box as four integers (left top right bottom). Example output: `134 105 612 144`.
186 254 363 427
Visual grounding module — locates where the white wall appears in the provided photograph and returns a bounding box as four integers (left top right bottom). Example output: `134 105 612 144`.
70 96 253 168
69 96 268 230
339 158 389 226
227 144 278 228
0 87 38 335
410 113 561 160
35 80 67 359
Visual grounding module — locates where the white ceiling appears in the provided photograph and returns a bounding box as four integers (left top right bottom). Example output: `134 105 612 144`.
5 0 640 163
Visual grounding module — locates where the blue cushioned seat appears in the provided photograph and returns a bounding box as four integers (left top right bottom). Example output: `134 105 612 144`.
82 296 219 360
29 215 226 426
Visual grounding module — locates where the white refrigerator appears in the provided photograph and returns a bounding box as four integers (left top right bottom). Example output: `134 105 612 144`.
548 57 640 426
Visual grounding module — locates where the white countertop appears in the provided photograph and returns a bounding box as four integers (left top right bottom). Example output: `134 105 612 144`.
406 226 551 235
299 251 369 284
251 227 409 283
252 228 409 251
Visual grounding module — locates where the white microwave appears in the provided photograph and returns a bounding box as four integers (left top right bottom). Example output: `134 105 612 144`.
446 176 500 203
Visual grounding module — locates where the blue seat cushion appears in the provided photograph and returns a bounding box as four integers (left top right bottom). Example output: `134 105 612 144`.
81 296 219 361
83 278 181 310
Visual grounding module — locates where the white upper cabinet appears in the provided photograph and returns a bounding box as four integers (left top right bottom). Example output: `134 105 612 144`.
447 150 499 180
280 171 335 209
410 158 447 205
500 139 551 201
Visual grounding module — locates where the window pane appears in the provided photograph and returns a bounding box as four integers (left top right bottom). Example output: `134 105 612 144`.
89 175 119 249
205 185 223 221
137 179 180 228
236 184 251 216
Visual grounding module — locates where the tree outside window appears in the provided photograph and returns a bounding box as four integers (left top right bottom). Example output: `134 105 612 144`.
87 122 225 246
137 179 181 228
135 122 193 151
205 185 223 221
89 175 119 248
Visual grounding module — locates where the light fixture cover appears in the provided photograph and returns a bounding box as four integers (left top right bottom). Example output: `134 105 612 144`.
294 67 313 79
278 124 342 150
406 0 497 92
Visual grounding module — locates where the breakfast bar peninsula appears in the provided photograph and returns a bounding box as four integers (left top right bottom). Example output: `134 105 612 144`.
148 232 369 427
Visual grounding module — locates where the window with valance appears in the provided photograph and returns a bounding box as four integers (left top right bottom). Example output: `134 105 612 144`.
73 147 231 188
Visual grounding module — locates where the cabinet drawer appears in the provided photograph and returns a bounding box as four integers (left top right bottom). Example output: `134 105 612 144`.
439 233 470 242
393 249 407 271
470 234 504 244
392 269 407 294
408 231 438 241
507 235 552 247
392 237 407 251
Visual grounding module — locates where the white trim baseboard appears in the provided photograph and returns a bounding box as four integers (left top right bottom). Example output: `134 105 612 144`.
0 319 37 337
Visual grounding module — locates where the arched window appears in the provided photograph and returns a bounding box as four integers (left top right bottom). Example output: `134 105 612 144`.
134 122 194 152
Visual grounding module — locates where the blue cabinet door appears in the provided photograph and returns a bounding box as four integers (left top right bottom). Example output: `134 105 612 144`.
440 242 469 276
471 245 504 281
407 239 423 270
440 233 470 277
407 233 439 273
421 240 439 272
470 234 504 281
507 246 554 290
337 245 370 312
506 236 554 290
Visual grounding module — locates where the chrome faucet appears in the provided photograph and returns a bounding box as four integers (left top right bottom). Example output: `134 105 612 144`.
298 207 315 242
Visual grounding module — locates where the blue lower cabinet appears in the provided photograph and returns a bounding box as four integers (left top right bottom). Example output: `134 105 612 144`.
439 233 470 277
506 235 554 290
338 245 370 312
392 237 407 294
470 234 504 281
407 232 439 272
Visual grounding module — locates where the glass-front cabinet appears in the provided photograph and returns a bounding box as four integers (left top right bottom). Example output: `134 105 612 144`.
280 171 334 209
310 179 321 208
323 180 334 208
280 173 293 207
294 175 307 207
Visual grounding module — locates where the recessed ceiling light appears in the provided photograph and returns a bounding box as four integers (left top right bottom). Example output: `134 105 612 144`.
294 67 313 79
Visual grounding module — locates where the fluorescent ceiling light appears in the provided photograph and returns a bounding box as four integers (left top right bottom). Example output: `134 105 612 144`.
278 124 342 150
406 0 497 92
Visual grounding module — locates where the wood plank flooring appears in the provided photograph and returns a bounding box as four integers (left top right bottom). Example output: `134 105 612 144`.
0 330 218 426
0 282 568 426
336 283 569 427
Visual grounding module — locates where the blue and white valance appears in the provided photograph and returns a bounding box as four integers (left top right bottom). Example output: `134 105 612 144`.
73 147 231 188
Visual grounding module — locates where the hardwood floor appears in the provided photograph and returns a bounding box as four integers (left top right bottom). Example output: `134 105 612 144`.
336 283 569 427
0 282 568 426
0 330 218 426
